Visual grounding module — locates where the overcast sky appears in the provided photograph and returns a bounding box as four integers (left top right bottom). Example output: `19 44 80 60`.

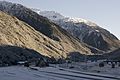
1 0 120 39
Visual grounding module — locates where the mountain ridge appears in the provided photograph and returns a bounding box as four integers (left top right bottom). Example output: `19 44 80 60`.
34 10 120 52
0 1 92 59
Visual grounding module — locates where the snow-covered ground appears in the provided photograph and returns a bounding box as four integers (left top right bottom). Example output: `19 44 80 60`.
0 65 120 80
56 61 120 76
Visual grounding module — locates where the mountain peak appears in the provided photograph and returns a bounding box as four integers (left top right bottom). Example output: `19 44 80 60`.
32 10 65 21
32 9 97 26
33 9 120 52
32 9 98 27
0 1 92 59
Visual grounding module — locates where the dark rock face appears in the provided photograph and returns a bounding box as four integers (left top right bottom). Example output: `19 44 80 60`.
56 21 119 51
83 30 108 51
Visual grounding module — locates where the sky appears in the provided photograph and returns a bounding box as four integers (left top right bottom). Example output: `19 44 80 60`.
1 0 120 39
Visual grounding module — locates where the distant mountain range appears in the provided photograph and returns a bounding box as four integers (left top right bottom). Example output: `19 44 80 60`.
0 1 94 65
32 9 120 52
0 1 120 66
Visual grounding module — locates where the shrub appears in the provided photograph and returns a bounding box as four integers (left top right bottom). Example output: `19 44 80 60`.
99 62 104 67
111 64 115 68
24 62 29 67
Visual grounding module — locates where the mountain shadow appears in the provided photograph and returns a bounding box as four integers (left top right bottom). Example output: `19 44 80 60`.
0 45 47 66
103 48 120 60
66 52 85 62
67 52 105 62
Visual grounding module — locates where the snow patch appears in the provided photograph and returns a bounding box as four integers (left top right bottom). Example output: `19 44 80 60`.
31 9 98 27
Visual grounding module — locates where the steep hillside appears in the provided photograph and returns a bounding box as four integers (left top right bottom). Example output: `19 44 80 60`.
0 1 93 56
37 10 120 52
0 10 92 61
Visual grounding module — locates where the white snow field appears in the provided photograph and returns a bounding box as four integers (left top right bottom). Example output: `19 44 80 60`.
0 66 120 80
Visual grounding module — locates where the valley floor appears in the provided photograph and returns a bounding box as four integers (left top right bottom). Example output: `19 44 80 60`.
56 61 120 76
0 65 120 80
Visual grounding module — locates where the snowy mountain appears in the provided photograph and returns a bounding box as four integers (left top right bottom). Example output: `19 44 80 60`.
33 9 120 52
0 1 94 62
33 9 97 26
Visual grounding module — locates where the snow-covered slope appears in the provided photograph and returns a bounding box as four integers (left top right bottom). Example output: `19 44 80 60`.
33 9 120 52
0 66 120 80
39 11 65 21
32 9 64 21
33 9 97 26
